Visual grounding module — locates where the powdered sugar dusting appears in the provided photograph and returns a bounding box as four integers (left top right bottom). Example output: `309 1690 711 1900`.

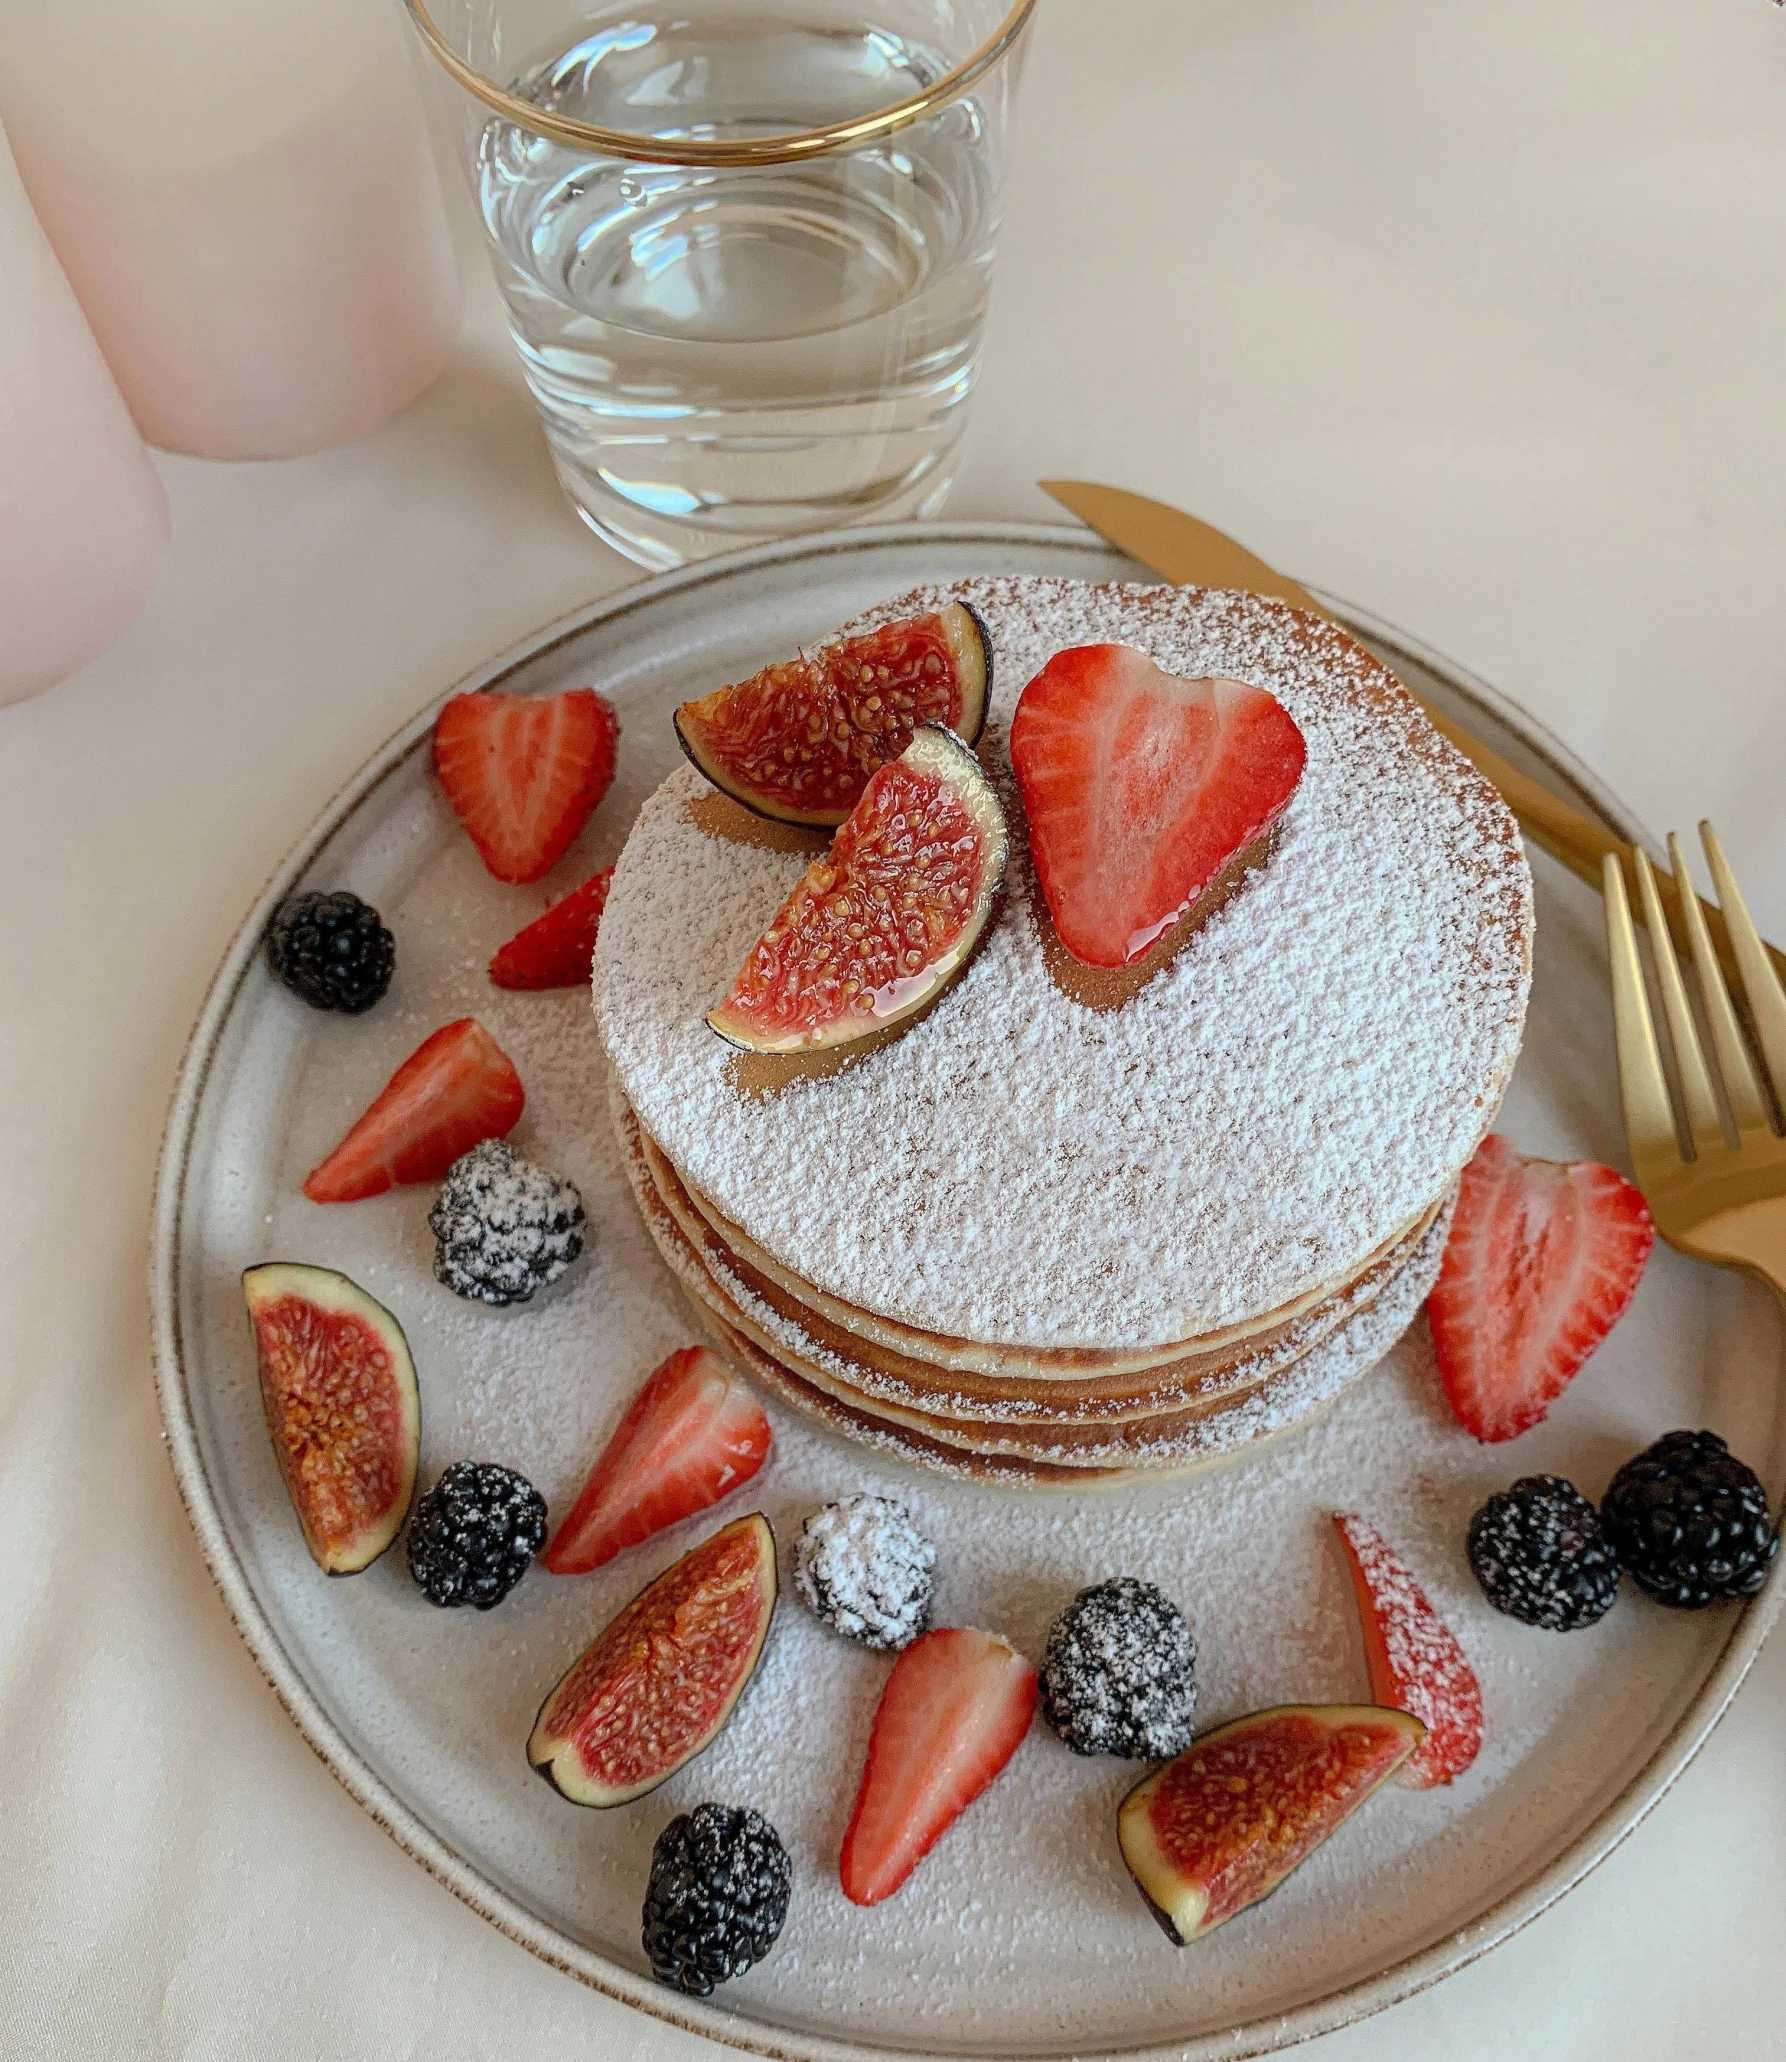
793 1494 936 1650
595 580 1532 1350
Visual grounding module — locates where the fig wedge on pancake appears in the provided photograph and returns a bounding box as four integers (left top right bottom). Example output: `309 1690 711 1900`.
708 725 1008 1056
676 603 990 828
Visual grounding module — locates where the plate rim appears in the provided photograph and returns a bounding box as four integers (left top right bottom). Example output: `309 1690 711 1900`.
147 518 1784 2062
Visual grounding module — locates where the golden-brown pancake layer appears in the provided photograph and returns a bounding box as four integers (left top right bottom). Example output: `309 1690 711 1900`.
617 1089 1450 1480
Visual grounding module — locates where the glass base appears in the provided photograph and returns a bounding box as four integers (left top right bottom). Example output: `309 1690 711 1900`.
551 452 964 572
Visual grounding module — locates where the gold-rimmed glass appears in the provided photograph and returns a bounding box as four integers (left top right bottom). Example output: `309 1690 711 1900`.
407 0 1038 569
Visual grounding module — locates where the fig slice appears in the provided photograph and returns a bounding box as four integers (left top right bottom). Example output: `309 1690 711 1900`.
528 1512 777 1808
707 724 1008 1056
676 602 991 828
1118 1703 1425 1945
243 1263 421 1576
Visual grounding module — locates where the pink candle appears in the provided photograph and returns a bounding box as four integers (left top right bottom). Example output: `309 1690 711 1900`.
0 0 461 460
0 119 168 708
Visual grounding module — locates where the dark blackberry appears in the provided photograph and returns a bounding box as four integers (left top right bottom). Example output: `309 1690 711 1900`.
428 1139 585 1306
405 1461 546 1608
1601 1429 1779 1609
642 1803 791 1996
793 1494 936 1650
1040 1576 1196 1758
265 890 394 1013
1467 1476 1621 1631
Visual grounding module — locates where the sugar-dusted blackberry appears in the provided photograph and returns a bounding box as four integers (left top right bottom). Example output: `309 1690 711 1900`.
1602 1429 1780 1609
642 1803 791 1996
793 1494 936 1650
428 1138 585 1307
405 1460 546 1608
265 890 394 1013
1467 1476 1620 1631
1040 1576 1196 1758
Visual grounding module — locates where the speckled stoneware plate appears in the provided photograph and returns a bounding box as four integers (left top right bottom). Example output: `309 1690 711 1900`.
150 523 1786 2062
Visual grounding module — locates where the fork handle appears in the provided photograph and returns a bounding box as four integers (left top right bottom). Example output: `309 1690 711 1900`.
1682 1196 1786 1308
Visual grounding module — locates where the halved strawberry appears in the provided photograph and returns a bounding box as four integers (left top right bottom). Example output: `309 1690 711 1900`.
543 1345 770 1574
1009 644 1306 968
1427 1134 1655 1442
839 1627 1037 1907
303 1018 524 1203
1332 1513 1482 1789
489 866 614 990
434 688 619 884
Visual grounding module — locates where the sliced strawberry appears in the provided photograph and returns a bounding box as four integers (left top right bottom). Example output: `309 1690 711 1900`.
303 1018 524 1203
1332 1513 1482 1788
434 688 619 884
1009 644 1306 968
543 1345 770 1574
1427 1134 1655 1442
489 866 614 990
840 1627 1037 1907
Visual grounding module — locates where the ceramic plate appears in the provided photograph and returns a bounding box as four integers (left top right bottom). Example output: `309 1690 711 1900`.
150 523 1785 2062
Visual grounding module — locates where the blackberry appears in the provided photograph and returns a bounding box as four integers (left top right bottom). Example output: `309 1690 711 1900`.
405 1460 547 1608
429 1139 585 1306
642 1803 791 1996
1602 1429 1779 1609
265 890 394 1013
1040 1576 1196 1758
1467 1476 1621 1631
793 1494 936 1650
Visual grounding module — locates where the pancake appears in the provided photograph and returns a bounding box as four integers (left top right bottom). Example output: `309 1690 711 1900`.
618 1088 1449 1479
596 578 1531 1358
662 1140 1431 1384
622 1086 1443 1424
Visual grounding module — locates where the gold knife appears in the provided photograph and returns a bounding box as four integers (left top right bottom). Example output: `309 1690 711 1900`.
1039 478 1786 995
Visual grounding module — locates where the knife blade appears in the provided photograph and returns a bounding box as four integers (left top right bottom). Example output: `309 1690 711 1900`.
1039 477 1786 995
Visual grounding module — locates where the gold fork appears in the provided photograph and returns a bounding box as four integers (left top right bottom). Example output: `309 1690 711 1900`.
1603 825 1786 1294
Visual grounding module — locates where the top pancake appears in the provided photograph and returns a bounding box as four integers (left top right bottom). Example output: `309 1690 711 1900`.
594 578 1533 1351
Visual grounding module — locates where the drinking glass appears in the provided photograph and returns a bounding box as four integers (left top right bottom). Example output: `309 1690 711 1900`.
406 0 1037 568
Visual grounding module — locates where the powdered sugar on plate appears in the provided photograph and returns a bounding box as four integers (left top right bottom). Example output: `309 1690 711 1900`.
595 579 1533 1351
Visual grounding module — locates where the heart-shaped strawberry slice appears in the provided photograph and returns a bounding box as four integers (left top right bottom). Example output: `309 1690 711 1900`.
1009 645 1307 969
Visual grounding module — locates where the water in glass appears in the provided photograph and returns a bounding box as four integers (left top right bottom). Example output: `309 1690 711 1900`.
477 9 1004 566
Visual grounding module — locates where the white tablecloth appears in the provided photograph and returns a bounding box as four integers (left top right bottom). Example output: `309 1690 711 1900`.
5 2 1784 2054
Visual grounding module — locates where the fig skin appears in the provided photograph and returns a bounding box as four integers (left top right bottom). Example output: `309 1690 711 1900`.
243 1262 421 1576
706 724 1009 1058
676 602 991 829
1118 1703 1425 1945
528 1513 778 1808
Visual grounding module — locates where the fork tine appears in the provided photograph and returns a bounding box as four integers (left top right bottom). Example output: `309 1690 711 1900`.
1604 853 1685 1178
1633 846 1723 1153
1701 821 1786 1113
1669 832 1771 1136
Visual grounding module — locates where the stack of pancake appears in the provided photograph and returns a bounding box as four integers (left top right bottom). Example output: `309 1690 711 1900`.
595 578 1534 1490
